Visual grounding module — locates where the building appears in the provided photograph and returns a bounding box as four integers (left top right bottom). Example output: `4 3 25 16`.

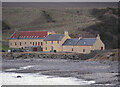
9 31 55 51
43 31 71 52
62 34 105 53
9 31 105 53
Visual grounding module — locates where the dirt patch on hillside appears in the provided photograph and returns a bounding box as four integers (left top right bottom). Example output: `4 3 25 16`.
86 49 119 61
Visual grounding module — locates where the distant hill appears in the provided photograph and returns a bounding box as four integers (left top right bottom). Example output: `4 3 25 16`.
2 4 119 49
2 2 118 8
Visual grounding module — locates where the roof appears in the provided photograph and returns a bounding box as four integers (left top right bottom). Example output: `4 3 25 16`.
76 38 97 46
62 39 79 45
44 34 64 41
63 38 97 46
10 31 48 39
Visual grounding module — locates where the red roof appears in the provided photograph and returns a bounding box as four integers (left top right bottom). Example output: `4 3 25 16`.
10 31 48 39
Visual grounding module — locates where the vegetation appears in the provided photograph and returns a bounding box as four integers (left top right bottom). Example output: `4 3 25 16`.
2 44 9 52
2 21 11 31
84 8 119 49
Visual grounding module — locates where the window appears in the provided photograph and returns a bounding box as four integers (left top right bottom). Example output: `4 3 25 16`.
72 48 74 51
83 49 85 52
36 42 37 46
25 42 26 44
33 42 34 45
46 41 47 44
41 42 43 45
20 42 21 46
38 42 40 45
30 42 32 44
57 41 59 44
46 47 47 50
15 42 17 45
11 43 12 45
51 41 53 44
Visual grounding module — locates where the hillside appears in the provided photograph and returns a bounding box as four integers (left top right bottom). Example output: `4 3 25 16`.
2 7 119 49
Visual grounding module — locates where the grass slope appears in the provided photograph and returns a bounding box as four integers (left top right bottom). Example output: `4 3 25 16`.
2 8 99 40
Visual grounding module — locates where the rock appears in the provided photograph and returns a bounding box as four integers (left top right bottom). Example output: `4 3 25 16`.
17 75 22 78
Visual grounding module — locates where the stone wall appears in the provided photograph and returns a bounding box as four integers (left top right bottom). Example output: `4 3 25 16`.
2 51 102 60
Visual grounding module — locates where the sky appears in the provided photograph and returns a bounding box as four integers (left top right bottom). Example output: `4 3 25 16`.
1 0 120 2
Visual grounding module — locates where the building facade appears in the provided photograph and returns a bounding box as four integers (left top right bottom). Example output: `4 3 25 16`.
9 31 55 51
43 31 71 52
62 35 105 53
9 31 105 53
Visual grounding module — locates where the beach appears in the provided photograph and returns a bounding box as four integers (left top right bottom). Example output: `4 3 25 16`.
1 57 119 86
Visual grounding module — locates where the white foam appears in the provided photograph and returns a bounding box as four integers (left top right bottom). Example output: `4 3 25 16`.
1 72 95 85
5 65 34 71
20 66 34 69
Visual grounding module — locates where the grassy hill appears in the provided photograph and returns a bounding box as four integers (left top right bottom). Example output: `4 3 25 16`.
2 7 119 49
2 8 99 39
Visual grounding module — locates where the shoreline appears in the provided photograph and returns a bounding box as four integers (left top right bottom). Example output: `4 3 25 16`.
2 58 119 85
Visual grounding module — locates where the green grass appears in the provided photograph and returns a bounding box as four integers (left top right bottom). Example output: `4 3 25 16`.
2 45 9 52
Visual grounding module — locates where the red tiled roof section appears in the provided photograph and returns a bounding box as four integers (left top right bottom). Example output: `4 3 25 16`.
10 31 48 39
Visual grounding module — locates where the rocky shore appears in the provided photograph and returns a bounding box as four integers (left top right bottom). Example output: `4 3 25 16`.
2 57 119 86
1 49 119 86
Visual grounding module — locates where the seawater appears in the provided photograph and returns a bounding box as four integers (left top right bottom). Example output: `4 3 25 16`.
0 72 95 85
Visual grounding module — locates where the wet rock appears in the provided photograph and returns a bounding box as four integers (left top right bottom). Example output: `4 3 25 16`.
17 75 22 78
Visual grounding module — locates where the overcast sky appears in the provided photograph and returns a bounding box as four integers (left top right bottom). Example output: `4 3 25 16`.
1 0 120 2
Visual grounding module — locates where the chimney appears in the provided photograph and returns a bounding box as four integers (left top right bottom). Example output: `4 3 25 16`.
79 37 82 39
47 31 55 35
64 31 69 36
97 34 100 39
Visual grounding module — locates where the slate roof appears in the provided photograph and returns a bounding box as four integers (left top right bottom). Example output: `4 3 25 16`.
10 31 48 39
44 34 64 41
63 38 97 46
76 38 97 46
62 39 79 45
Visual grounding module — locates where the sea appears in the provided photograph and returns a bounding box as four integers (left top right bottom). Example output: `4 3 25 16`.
0 71 95 85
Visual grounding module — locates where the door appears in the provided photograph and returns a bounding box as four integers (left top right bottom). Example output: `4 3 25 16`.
101 47 103 50
33 48 37 51
41 47 43 51
51 46 53 51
